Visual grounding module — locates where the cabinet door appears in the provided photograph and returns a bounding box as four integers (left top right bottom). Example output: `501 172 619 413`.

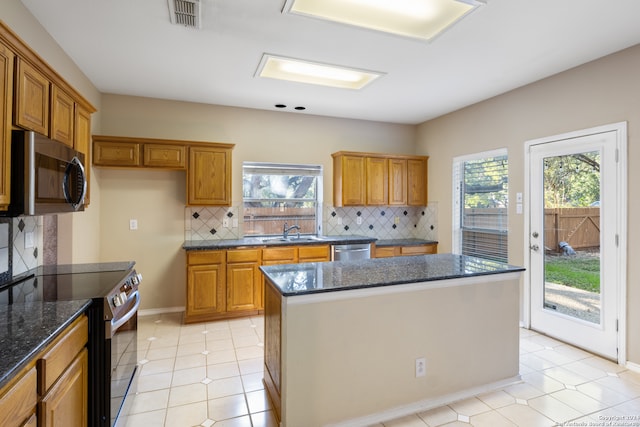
143 144 186 169
407 158 428 206
335 155 365 206
400 244 437 256
188 146 231 206
365 157 388 205
15 59 49 135
227 262 261 312
298 245 330 262
74 106 91 205
93 141 140 167
0 367 37 427
50 85 74 146
388 159 407 206
0 42 13 211
187 263 226 317
39 348 88 427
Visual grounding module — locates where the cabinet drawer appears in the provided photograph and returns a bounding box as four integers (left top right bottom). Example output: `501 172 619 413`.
374 246 397 258
227 249 261 263
0 367 37 427
143 144 186 169
37 315 88 395
298 245 330 261
188 250 225 265
93 141 140 166
400 244 437 256
262 247 296 262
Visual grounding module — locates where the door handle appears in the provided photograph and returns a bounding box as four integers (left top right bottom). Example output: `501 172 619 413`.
530 244 540 251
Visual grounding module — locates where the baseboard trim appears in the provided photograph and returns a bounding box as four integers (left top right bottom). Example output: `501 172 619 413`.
138 306 185 317
626 361 640 374
326 375 522 427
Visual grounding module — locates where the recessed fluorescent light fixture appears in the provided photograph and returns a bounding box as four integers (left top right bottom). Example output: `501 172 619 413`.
256 54 383 90
282 0 485 41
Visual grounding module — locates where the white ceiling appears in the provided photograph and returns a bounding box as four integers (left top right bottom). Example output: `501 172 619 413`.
20 0 640 125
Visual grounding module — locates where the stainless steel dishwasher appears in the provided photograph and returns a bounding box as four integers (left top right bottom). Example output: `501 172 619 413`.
331 243 371 261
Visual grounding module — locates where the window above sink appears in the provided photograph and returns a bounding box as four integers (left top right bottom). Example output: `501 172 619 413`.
242 162 323 238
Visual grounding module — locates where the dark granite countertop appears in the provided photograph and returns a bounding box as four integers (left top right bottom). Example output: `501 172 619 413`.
0 300 91 389
183 235 377 250
375 238 438 247
261 253 525 296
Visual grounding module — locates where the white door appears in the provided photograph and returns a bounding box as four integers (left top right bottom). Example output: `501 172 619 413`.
526 123 626 361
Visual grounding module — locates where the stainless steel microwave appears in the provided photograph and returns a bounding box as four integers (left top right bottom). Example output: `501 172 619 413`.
4 130 87 216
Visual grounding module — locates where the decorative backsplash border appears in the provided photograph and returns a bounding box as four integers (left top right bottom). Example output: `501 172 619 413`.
185 203 438 242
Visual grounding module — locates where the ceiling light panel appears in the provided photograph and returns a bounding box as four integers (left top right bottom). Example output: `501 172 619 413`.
257 54 383 90
283 0 483 41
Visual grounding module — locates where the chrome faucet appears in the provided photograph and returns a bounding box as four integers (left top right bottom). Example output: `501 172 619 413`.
283 222 301 240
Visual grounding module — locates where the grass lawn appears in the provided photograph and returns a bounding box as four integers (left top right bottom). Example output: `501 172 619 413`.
545 255 600 293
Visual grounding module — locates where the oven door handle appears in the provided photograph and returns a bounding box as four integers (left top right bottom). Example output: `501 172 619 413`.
106 291 140 339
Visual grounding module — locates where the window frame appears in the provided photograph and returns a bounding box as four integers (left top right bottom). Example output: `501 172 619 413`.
242 162 323 237
452 148 509 262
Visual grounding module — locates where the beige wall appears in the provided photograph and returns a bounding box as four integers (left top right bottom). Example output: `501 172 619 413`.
416 44 640 365
97 95 417 311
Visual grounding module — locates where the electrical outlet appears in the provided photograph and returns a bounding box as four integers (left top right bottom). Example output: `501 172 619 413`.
24 231 35 249
356 217 362 225
394 216 400 225
129 219 138 230
337 217 342 225
415 357 426 378
223 218 230 228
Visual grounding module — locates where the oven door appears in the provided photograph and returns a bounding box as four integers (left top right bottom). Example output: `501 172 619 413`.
109 291 140 427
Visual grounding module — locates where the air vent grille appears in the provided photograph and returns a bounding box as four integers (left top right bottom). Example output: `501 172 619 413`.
168 0 201 28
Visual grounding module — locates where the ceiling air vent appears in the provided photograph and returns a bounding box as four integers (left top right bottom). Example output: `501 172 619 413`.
168 0 201 29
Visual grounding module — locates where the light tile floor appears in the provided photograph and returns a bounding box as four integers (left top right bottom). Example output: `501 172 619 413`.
126 313 640 427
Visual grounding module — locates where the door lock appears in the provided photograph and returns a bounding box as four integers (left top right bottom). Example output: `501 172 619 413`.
532 231 539 238
530 244 540 251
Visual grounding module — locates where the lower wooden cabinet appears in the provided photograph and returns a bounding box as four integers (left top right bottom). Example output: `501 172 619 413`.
185 244 330 323
0 314 88 427
186 251 226 322
39 349 88 427
374 243 438 258
226 249 262 312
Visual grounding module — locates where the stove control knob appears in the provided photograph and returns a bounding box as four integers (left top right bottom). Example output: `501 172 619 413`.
113 294 123 307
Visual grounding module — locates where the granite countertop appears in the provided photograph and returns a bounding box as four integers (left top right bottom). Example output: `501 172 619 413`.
0 300 91 389
183 235 377 250
260 253 525 296
375 238 438 247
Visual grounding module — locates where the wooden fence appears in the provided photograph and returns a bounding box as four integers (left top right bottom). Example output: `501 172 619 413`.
243 206 316 236
544 207 600 252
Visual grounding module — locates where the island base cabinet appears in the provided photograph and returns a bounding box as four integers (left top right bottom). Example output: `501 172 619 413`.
264 275 521 427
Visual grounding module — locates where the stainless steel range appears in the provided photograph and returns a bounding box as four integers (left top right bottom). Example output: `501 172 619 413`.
0 262 141 427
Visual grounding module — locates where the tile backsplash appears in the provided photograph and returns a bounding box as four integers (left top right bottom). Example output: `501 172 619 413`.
12 216 43 275
185 203 438 242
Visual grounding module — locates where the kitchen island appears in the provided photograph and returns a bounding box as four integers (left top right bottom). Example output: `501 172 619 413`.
260 254 525 427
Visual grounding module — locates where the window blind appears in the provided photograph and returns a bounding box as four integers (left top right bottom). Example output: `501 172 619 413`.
453 150 508 262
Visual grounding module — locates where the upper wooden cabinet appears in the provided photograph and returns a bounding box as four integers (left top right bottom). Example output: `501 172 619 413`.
332 154 365 206
366 157 388 205
407 158 428 206
0 22 96 212
0 41 13 211
92 136 190 169
332 151 429 207
15 58 49 135
187 144 232 206
50 85 74 146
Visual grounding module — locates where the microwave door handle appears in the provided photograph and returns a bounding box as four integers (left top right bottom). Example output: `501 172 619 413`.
62 156 87 210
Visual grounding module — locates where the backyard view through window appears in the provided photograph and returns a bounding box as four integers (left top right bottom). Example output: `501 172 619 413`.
543 151 601 323
453 150 508 262
242 162 322 237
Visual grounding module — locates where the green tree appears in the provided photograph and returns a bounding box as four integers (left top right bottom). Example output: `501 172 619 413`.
543 152 600 208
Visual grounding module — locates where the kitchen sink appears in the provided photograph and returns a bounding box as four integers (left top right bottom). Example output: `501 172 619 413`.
261 236 328 243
